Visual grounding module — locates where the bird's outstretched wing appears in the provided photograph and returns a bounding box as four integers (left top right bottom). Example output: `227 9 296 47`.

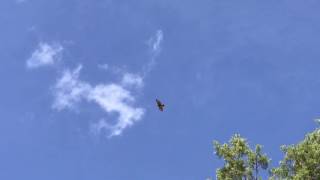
156 99 165 111
156 99 161 105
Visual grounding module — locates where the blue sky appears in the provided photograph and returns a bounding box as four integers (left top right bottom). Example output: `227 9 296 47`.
1 0 320 179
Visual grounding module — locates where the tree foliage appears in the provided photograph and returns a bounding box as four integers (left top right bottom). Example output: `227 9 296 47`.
213 134 270 180
270 128 320 180
211 123 320 180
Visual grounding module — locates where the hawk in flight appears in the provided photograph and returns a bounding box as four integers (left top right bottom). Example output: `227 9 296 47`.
156 99 165 111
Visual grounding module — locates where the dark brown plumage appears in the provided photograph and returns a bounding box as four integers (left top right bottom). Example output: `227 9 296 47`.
156 99 165 111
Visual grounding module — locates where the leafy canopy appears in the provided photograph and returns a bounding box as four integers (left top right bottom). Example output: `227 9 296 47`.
213 134 270 180
270 127 320 180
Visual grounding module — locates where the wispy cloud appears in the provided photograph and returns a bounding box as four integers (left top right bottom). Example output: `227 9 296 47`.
121 73 144 88
88 30 164 137
148 30 164 56
29 30 164 138
52 65 144 137
88 84 144 137
26 42 63 69
143 30 164 76
52 65 90 110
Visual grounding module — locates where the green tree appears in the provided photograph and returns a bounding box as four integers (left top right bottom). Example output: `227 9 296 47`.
213 134 270 180
270 126 320 180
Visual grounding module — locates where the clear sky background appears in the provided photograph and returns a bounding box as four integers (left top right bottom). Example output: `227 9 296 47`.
1 0 320 179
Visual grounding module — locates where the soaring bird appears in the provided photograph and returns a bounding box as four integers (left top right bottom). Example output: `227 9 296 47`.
156 99 165 111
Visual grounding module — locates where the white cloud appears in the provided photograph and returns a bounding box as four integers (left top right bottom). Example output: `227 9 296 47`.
88 84 144 137
148 30 163 56
144 30 164 76
43 30 164 138
52 65 91 110
26 42 63 69
121 73 144 88
52 65 144 137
